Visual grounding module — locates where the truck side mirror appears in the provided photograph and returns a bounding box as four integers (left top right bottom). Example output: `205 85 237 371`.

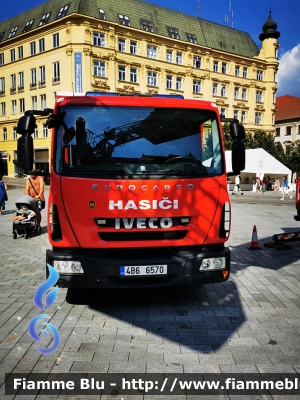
230 123 246 174
16 115 35 171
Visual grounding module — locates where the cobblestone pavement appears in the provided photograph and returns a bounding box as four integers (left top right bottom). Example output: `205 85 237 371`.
1 187 300 399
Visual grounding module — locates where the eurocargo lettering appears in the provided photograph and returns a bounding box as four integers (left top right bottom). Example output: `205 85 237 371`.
16 92 245 289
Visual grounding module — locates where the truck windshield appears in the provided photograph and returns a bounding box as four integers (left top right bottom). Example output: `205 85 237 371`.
55 105 223 178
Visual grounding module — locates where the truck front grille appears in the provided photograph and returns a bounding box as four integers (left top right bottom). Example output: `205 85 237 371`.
98 230 187 241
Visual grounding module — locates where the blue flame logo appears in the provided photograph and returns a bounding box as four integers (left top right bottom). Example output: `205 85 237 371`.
28 264 60 354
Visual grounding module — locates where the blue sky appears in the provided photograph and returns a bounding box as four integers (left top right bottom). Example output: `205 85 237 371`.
1 0 300 97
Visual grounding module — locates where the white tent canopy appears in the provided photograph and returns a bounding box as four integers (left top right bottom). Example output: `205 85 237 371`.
225 148 292 185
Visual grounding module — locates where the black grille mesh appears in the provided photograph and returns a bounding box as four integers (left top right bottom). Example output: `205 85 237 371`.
99 230 187 241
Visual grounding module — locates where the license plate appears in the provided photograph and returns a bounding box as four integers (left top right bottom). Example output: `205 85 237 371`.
120 265 167 277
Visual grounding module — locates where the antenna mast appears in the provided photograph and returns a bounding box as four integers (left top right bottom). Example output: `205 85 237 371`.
196 0 200 18
225 1 233 28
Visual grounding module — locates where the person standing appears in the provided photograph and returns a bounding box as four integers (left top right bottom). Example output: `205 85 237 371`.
25 170 45 228
255 177 261 195
232 175 243 195
274 177 280 194
0 176 8 215
280 176 292 200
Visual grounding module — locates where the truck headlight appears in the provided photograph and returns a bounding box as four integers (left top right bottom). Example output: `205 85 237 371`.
200 257 226 271
53 261 84 274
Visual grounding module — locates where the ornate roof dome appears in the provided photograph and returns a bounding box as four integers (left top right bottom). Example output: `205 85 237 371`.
259 11 280 41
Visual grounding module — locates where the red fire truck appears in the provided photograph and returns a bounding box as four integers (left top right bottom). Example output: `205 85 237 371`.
16 93 245 288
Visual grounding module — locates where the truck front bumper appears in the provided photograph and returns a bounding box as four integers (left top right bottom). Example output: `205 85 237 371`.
46 245 230 289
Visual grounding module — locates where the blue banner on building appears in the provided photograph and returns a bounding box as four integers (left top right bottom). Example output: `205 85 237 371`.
74 52 82 93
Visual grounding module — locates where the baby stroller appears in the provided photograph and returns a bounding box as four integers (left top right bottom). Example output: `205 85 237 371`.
12 195 41 239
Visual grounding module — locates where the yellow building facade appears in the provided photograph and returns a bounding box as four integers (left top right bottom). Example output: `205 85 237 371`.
0 0 280 176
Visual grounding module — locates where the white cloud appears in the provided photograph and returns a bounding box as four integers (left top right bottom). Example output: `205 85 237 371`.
277 44 300 97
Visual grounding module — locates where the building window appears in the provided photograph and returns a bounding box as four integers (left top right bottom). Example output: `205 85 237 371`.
18 72 24 92
221 85 227 97
118 65 126 81
166 50 173 63
176 77 182 91
93 61 105 77
0 32 4 42
99 9 106 20
141 20 153 32
234 87 239 99
286 126 291 135
213 61 219 72
10 74 16 94
255 112 262 125
12 100 17 114
1 102 5 116
10 49 15 62
275 127 280 137
30 42 36 56
147 45 157 59
242 88 247 100
39 38 45 52
8 27 18 38
220 108 226 117
30 68 37 88
93 32 105 47
187 33 197 44
40 94 46 109
298 125 300 135
0 53 4 66
39 66 46 87
118 14 130 26
243 67 248 78
166 75 172 89
13 127 17 140
147 71 157 86
18 46 23 60
176 52 182 65
212 83 218 96
56 5 69 19
193 80 201 93
118 38 126 52
193 56 201 68
53 62 60 83
256 90 263 102
53 33 59 48
39 13 51 26
130 68 137 83
222 62 227 74
23 20 34 32
3 128 7 141
130 41 137 55
257 70 263 81
241 111 246 123
235 65 240 76
0 77 5 95
19 98 25 113
33 127 38 139
233 110 239 120
167 27 179 39
32 96 37 109
43 124 48 138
